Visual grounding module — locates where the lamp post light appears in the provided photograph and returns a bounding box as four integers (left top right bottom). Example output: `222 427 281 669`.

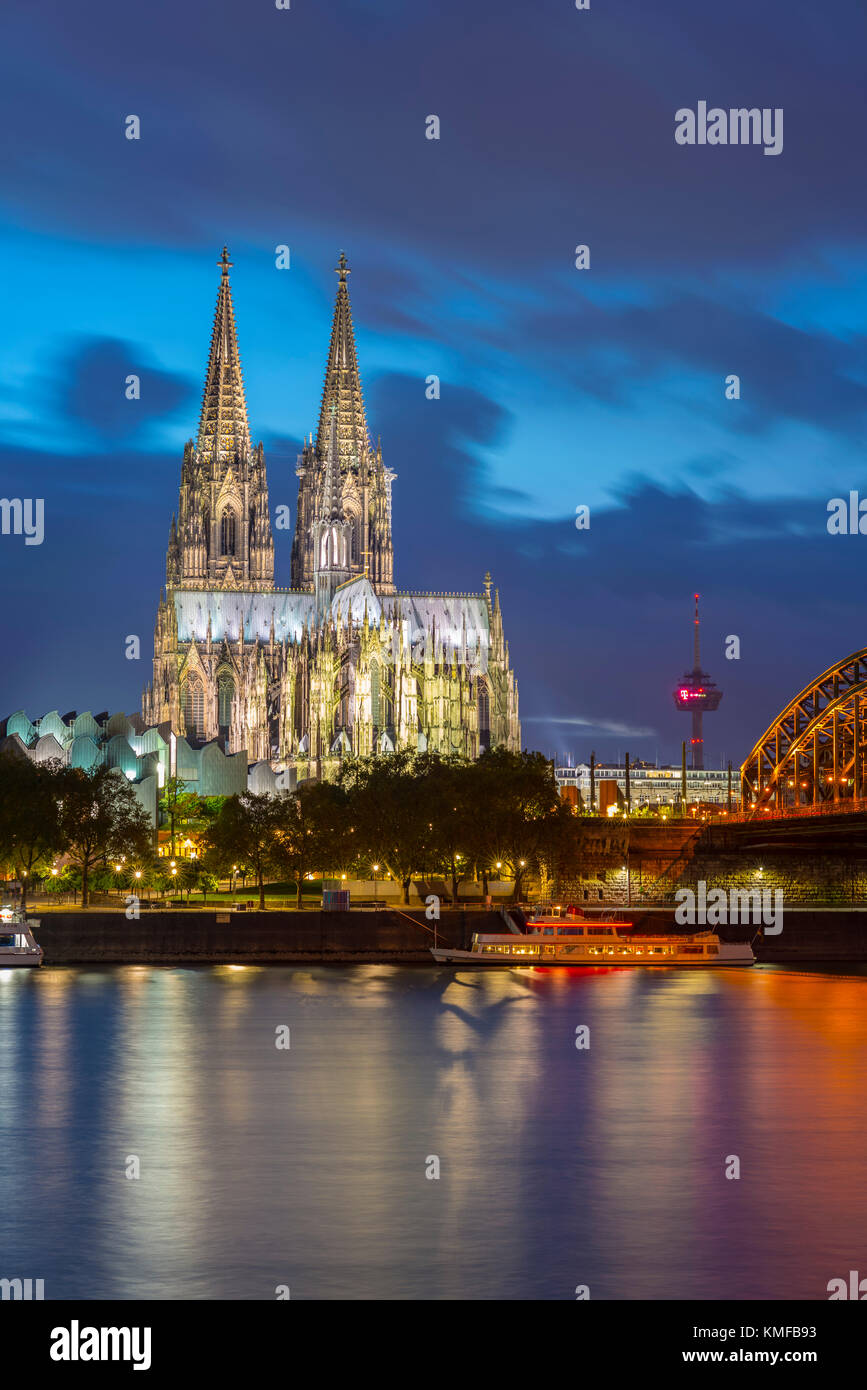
373 863 380 904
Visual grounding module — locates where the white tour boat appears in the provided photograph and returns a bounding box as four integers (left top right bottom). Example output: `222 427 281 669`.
0 905 43 967
431 904 755 968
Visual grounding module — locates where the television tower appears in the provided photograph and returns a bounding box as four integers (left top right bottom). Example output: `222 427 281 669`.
672 593 722 770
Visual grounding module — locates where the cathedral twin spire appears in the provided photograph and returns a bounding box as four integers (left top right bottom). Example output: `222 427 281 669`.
168 247 394 598
167 247 273 592
294 251 395 594
316 252 371 473
197 247 252 464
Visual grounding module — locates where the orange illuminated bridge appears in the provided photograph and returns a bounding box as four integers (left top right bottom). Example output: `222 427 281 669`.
741 647 867 816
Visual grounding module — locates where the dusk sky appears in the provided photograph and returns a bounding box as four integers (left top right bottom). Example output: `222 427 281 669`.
1 0 866 766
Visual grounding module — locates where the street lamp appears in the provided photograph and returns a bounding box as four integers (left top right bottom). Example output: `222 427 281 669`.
373 863 380 904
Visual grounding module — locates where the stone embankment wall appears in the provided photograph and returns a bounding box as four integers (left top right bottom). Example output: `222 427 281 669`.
557 818 867 908
669 852 867 906
556 821 702 906
631 906 867 962
554 816 867 956
30 909 489 964
26 903 867 962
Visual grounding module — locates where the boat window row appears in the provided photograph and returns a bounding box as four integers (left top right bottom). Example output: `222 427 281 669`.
479 942 720 957
537 926 618 936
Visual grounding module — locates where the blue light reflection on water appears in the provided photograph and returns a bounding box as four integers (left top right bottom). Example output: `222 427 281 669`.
0 963 864 1300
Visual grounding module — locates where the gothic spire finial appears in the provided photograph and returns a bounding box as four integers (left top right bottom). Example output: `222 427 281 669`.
317 254 369 467
197 247 251 463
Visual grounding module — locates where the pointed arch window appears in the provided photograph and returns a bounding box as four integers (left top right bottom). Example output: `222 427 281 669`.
183 679 205 737
370 661 381 729
478 681 491 752
221 510 237 556
218 675 234 730
348 513 360 565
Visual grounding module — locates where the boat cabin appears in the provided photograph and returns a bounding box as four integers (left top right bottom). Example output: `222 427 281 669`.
0 932 35 949
471 925 720 959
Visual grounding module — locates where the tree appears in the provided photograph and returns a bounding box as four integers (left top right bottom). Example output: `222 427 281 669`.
198 870 218 905
340 751 435 905
202 791 286 910
420 754 474 903
57 765 153 908
0 754 65 909
276 781 353 908
469 748 561 902
43 865 73 897
160 776 184 857
158 777 215 857
178 858 200 902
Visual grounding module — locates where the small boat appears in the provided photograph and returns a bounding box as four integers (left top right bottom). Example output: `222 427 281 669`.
0 905 44 967
431 903 755 968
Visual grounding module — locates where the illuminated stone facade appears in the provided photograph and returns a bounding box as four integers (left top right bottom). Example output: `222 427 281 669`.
143 250 520 780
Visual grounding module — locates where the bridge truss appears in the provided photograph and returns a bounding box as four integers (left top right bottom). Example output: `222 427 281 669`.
741 649 867 816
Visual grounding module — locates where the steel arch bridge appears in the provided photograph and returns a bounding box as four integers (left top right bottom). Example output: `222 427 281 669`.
741 648 867 816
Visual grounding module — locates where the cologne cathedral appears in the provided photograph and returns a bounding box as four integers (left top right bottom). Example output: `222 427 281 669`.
142 249 521 781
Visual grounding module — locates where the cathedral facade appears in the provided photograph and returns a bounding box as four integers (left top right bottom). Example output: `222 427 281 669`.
143 249 521 781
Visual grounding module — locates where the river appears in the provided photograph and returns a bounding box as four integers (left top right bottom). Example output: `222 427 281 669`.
1 963 864 1300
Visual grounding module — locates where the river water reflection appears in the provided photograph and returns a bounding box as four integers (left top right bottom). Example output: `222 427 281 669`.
0 963 864 1299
